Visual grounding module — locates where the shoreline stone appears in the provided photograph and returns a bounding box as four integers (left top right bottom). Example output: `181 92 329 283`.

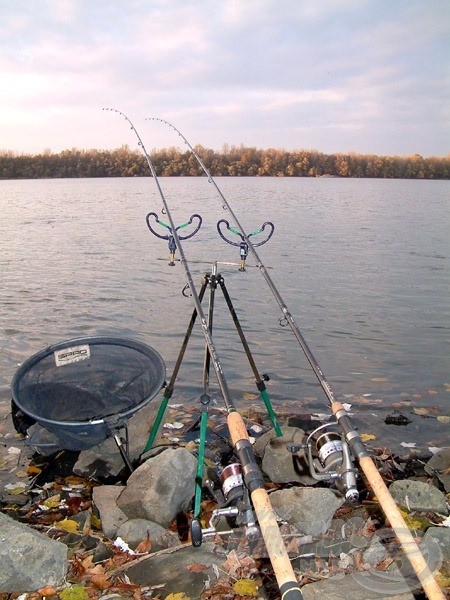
116 447 197 527
0 512 68 593
1 414 449 598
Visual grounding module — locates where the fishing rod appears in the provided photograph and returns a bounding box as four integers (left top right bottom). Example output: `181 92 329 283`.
103 108 304 600
147 117 445 600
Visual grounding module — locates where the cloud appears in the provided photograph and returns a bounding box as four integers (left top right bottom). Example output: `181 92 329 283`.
0 0 449 156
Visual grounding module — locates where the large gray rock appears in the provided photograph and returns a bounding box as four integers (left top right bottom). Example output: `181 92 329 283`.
268 487 344 536
254 426 316 485
92 485 128 537
388 480 448 514
117 447 197 527
301 573 416 600
124 542 227 598
116 518 179 551
0 512 68 592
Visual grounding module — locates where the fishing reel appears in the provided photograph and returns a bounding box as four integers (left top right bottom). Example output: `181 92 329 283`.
288 422 359 503
146 212 202 266
217 219 274 271
191 462 259 547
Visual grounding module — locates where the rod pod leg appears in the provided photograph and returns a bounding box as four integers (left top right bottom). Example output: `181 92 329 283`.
218 275 282 437
143 280 208 454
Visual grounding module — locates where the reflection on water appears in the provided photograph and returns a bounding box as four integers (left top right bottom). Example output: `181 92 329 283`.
1 177 449 464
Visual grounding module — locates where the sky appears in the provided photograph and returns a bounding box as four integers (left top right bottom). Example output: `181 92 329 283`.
1 0 449 157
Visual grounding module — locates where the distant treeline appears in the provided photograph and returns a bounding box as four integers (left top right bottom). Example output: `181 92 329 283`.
1 145 449 179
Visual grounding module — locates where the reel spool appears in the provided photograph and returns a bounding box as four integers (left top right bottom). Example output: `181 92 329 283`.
289 422 359 503
191 462 258 547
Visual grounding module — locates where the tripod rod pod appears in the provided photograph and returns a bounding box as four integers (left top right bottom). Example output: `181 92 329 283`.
105 109 304 600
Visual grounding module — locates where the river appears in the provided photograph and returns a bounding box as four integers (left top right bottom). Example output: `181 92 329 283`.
1 176 449 480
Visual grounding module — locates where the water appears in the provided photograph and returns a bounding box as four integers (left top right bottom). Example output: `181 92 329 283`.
1 176 449 473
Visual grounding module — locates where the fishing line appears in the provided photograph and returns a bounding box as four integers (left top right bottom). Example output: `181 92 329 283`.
104 108 304 600
147 117 337 405
103 108 235 413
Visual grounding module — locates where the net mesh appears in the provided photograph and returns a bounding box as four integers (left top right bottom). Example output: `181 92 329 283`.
12 337 166 425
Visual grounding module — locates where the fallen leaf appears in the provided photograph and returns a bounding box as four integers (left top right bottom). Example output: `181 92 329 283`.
437 415 450 423
56 518 79 533
28 465 42 475
89 574 111 590
164 422 184 430
413 407 429 416
37 586 58 596
5 483 27 494
134 537 152 554
360 433 376 442
233 578 259 597
165 593 191 600
187 562 208 572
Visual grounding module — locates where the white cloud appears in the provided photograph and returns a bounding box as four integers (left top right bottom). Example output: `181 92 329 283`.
0 0 448 155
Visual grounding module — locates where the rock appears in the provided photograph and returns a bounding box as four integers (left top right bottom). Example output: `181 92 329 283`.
268 487 345 536
0 512 68 592
74 403 160 477
117 447 197 527
116 518 179 551
423 527 450 562
254 426 316 485
92 485 128 537
301 573 416 600
425 447 450 492
388 480 448 514
362 540 388 568
124 542 227 598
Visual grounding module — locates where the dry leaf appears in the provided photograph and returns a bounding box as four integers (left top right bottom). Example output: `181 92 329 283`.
89 574 111 590
437 415 450 423
28 465 42 475
360 433 376 442
56 518 79 533
187 562 208 572
233 578 259 597
134 537 152 554
165 593 191 600
37 586 58 596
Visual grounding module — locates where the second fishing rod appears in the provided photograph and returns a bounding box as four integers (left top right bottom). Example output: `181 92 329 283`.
104 108 304 600
148 117 445 600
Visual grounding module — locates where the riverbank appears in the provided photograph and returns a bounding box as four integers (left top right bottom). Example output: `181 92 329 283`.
1 403 449 599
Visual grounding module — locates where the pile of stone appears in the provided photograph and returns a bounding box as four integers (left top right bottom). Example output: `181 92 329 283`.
1 426 450 599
